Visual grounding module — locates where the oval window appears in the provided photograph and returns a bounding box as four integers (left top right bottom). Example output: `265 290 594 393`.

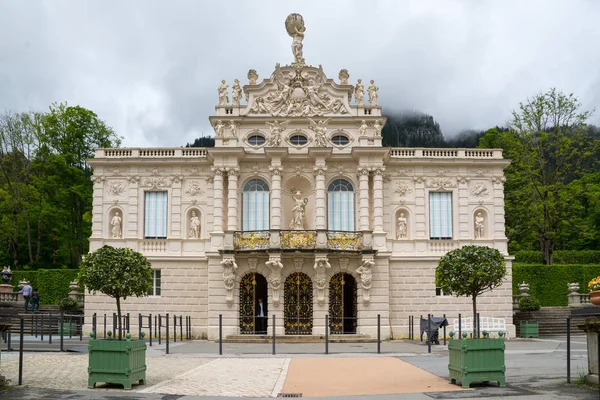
290 134 308 145
248 135 266 146
331 135 350 146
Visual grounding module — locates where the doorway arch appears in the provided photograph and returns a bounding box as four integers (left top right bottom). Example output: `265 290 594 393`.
284 272 313 335
329 273 357 334
239 273 268 334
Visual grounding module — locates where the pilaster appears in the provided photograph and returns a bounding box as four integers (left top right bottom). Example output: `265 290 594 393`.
226 167 239 231
357 166 370 231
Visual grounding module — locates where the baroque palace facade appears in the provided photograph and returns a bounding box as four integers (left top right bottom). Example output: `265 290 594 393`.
85 14 514 339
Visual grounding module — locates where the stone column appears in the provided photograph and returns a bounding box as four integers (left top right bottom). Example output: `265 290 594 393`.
227 167 240 231
357 166 370 231
314 164 328 230
269 165 283 229
372 166 385 232
211 166 224 232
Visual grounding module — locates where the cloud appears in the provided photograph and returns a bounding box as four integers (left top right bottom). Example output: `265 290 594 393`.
0 0 599 146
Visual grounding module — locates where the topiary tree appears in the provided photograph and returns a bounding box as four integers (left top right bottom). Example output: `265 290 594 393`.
436 245 507 336
78 245 152 340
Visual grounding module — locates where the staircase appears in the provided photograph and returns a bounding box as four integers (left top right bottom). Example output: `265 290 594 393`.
1 303 84 336
514 306 590 336
223 334 375 343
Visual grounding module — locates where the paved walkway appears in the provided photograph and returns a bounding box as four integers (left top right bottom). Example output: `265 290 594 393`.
0 336 595 399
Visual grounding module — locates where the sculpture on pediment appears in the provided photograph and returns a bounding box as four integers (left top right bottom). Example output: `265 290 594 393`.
358 120 368 136
285 13 306 64
355 79 365 106
308 117 330 147
475 212 485 239
231 79 242 106
110 211 122 238
289 190 308 230
249 64 349 117
214 120 225 137
397 213 407 239
218 80 229 106
266 120 289 147
373 119 382 137
189 211 201 239
339 69 349 85
368 80 379 106
229 120 239 137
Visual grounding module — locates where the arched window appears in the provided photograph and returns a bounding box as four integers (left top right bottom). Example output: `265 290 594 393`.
242 179 270 231
327 179 355 231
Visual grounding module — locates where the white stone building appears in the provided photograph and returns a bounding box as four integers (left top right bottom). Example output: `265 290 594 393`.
85 14 513 339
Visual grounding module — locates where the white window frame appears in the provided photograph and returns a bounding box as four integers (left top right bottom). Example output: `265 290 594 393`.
242 179 270 231
148 270 161 296
144 191 168 239
327 179 355 232
429 191 453 240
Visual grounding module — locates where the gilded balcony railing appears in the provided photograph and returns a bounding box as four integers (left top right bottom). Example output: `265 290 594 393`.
280 230 317 250
327 231 363 251
234 231 270 251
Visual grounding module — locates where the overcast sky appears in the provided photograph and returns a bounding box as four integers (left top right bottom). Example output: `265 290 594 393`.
1 0 599 147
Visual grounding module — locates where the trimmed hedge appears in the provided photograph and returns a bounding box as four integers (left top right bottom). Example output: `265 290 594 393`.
514 250 600 265
9 269 79 305
513 263 600 306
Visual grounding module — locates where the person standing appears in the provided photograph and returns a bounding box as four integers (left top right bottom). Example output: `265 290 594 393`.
256 298 267 334
20 282 32 312
31 288 40 313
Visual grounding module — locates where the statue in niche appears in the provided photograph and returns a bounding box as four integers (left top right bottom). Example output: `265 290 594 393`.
214 120 225 137
475 212 485 238
110 211 122 238
358 120 368 136
289 190 308 230
229 120 239 137
266 120 289 147
355 79 365 106
218 80 229 106
397 212 407 239
285 13 306 64
368 80 379 106
373 119 382 137
189 211 201 239
231 79 242 106
308 117 330 147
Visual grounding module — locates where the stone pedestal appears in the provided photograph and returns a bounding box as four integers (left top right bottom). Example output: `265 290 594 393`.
0 284 13 293
579 318 600 385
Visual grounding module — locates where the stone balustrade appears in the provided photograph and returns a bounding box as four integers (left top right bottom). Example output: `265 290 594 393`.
95 148 208 158
0 292 19 302
389 148 503 159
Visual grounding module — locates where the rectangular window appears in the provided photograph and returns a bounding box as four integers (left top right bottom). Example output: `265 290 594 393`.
328 192 355 231
145 192 168 238
429 192 452 239
436 287 452 296
148 270 161 296
242 191 269 231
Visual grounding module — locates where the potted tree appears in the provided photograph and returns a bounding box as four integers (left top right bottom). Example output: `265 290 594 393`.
78 245 152 390
436 245 507 388
518 297 540 338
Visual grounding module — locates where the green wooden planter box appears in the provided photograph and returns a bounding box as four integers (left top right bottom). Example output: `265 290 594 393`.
519 321 539 338
88 331 146 390
448 332 506 388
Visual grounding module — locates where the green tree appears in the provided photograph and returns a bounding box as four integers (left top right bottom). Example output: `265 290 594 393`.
436 245 506 335
480 89 597 263
78 246 152 340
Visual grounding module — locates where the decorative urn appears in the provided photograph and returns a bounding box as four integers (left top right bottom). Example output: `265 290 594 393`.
1 266 12 284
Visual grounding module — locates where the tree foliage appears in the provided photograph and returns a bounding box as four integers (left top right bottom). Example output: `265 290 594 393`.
436 245 506 334
78 245 152 340
0 103 121 269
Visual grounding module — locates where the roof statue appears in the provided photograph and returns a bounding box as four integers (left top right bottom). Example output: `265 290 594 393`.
285 13 305 65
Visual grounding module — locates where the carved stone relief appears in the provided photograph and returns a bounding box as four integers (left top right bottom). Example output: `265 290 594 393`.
314 256 331 306
393 181 413 204
308 117 330 147
338 257 349 272
470 182 489 197
107 181 126 196
293 257 304 272
427 177 455 189
266 256 284 306
356 257 374 305
491 175 506 185
221 257 238 305
184 181 204 198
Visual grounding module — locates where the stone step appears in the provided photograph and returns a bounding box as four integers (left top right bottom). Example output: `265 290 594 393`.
223 334 375 343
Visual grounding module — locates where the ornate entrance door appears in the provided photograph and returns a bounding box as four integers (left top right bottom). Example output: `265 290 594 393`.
284 272 313 335
329 273 357 334
239 273 268 334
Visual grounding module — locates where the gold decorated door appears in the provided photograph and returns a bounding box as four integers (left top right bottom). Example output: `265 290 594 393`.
329 273 357 334
284 272 313 335
239 273 268 334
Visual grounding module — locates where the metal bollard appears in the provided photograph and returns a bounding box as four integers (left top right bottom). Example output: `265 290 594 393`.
427 313 431 354
180 315 183 341
113 313 116 337
158 315 162 345
18 318 24 385
60 312 64 352
325 315 329 355
149 314 153 346
173 315 177 343
272 315 276 355
138 313 142 340
377 314 381 354
80 315 83 341
166 313 169 354
458 313 462 340
567 317 571 383
103 314 106 339
219 314 223 355
443 313 446 345
477 313 480 339
41 313 44 341
49 314 52 345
